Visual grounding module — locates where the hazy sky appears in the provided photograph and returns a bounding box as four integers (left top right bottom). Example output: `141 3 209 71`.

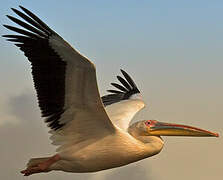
0 1 222 180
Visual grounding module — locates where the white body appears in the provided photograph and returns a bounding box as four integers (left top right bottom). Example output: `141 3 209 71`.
4 6 164 174
51 130 163 172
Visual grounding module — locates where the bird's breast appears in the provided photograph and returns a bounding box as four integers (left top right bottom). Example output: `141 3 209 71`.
56 131 158 172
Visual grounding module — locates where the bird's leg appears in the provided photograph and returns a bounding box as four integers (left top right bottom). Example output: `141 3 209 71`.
21 154 61 176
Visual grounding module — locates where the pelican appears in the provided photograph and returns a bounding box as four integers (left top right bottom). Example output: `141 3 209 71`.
3 6 219 176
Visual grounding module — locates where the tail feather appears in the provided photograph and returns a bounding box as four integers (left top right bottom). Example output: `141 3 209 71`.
27 157 50 168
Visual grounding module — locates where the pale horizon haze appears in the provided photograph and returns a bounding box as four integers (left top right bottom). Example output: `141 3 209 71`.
0 1 222 180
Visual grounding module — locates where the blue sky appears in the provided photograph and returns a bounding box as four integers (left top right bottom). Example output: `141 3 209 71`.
1 1 223 91
0 1 222 180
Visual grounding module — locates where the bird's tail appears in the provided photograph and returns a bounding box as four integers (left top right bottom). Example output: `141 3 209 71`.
26 157 50 168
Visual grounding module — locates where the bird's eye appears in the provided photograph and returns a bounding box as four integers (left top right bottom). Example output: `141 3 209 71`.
145 121 151 126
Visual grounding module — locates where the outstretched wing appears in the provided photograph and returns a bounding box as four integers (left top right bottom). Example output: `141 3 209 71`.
3 6 116 150
102 70 145 131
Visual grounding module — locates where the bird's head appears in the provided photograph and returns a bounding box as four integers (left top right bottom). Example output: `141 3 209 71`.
128 120 219 157
138 120 219 137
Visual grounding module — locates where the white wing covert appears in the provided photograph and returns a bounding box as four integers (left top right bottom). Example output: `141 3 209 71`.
102 70 145 131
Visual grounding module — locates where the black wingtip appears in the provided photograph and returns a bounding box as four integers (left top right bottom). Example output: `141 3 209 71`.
11 7 20 15
19 5 26 10
102 69 141 106
6 15 13 20
107 90 123 94
111 82 128 92
11 7 16 12
19 5 32 15
3 24 13 31
11 7 22 15
120 69 132 81
120 69 139 91
120 69 125 73
120 69 129 78
120 69 129 76
19 6 31 15
3 24 8 28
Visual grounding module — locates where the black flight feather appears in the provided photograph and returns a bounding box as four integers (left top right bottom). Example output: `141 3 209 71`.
3 6 65 131
102 70 140 106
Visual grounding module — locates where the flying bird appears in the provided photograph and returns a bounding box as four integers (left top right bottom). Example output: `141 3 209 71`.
3 6 219 176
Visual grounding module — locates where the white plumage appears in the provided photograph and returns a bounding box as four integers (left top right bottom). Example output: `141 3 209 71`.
105 98 145 131
3 6 218 176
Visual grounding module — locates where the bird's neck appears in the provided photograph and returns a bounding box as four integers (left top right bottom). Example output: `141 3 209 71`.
128 123 164 156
